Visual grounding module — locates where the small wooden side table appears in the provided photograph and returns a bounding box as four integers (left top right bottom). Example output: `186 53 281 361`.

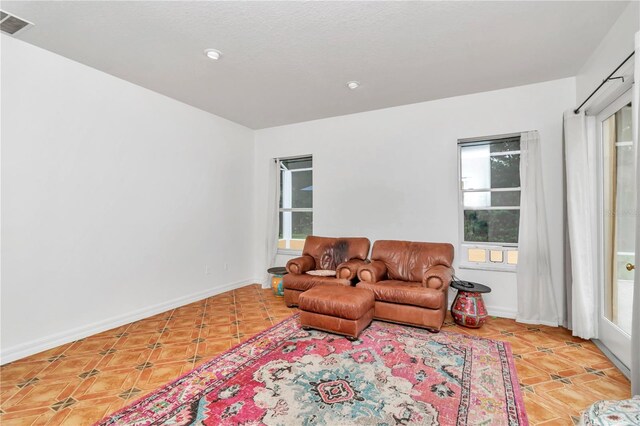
450 280 491 328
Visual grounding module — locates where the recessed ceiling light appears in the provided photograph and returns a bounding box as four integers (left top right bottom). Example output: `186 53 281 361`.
204 48 222 60
346 81 360 90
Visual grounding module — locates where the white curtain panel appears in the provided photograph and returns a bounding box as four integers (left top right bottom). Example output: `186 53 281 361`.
263 159 280 287
631 30 639 396
563 110 599 339
516 131 559 326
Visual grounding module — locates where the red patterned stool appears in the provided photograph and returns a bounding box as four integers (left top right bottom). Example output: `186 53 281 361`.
451 280 491 328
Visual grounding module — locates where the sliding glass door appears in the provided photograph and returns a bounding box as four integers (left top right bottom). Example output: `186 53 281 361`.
597 89 635 368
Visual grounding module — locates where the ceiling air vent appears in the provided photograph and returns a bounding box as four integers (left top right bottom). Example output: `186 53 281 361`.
0 10 33 35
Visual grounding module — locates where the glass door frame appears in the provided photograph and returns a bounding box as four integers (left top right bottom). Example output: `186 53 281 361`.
595 88 634 369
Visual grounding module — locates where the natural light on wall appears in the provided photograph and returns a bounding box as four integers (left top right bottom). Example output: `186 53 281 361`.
458 135 521 271
278 156 313 252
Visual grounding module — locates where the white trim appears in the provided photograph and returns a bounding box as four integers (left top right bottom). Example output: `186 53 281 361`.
281 166 292 244
486 305 517 320
461 241 518 248
285 167 312 172
277 154 313 162
277 248 302 256
0 278 259 365
462 206 521 211
458 264 517 273
458 242 518 272
279 208 313 212
277 155 313 250
593 339 631 379
457 135 522 265
462 187 521 192
489 150 521 157
458 133 523 144
514 317 559 327
595 88 634 368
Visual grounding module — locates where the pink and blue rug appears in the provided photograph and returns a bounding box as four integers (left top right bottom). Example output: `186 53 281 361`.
98 315 528 425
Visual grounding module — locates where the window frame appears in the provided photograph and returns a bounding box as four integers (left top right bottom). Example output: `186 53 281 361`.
457 133 522 272
277 155 313 255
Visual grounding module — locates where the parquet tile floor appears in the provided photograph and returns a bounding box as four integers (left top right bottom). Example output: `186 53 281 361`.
0 284 631 425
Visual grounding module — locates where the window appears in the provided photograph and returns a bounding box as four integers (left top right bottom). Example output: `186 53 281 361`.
458 135 520 270
278 156 312 252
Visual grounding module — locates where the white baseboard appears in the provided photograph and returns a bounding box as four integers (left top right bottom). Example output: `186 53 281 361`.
593 339 630 379
513 318 560 327
485 305 517 319
0 278 260 365
484 306 561 326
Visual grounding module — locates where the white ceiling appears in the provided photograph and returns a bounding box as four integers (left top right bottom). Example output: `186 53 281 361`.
1 1 629 129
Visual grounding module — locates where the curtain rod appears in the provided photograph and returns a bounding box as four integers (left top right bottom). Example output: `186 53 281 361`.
574 51 635 114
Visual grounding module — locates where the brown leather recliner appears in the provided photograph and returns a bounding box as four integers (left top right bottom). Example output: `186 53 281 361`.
356 240 454 332
283 236 370 307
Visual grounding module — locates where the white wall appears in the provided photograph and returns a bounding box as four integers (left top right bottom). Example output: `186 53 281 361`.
1 35 256 363
576 1 639 107
5 5 626 363
254 78 576 319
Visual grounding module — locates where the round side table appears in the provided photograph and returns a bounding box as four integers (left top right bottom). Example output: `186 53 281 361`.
267 267 288 297
450 280 491 328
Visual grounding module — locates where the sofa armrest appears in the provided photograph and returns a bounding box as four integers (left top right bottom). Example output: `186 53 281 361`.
286 255 315 275
423 265 453 290
357 260 387 283
336 259 367 280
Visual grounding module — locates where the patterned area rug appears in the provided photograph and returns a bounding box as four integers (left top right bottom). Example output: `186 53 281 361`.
98 315 528 425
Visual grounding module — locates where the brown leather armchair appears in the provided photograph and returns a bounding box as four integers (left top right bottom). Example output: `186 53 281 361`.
283 236 370 307
356 240 454 332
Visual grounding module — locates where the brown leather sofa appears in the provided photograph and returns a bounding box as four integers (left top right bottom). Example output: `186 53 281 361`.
283 236 370 307
356 240 454 332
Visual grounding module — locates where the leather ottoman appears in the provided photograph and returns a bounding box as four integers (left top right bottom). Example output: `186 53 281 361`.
298 285 375 340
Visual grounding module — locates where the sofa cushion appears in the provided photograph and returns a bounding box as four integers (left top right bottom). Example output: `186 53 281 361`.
357 280 445 309
370 240 454 282
283 273 350 292
303 236 370 270
299 286 374 320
